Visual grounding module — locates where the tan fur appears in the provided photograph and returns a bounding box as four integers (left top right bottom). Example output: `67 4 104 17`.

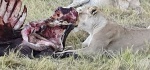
67 0 143 14
60 6 150 55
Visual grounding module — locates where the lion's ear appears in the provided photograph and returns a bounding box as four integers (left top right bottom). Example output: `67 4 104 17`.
88 6 98 15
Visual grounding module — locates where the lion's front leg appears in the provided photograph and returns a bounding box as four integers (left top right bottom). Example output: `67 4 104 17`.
82 34 93 48
54 34 113 58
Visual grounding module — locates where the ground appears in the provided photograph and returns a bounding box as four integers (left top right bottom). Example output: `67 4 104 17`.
0 0 150 70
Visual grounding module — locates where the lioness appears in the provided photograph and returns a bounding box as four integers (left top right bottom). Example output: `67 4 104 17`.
67 0 143 14
57 6 150 56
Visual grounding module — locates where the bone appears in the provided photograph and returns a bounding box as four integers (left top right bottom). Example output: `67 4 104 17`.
21 41 50 51
0 0 2 6
30 33 60 51
13 6 27 30
21 25 31 42
32 33 49 41
0 0 8 17
21 38 57 51
3 0 16 23
11 0 22 18
9 0 22 27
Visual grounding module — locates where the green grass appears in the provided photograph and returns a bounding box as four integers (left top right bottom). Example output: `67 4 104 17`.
1 0 150 70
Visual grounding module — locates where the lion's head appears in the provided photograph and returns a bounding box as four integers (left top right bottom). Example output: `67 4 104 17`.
76 6 107 33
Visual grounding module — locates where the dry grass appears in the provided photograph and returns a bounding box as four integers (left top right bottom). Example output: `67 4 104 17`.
0 0 150 70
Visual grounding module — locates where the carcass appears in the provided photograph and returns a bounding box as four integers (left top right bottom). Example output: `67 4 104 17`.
0 0 78 58
0 0 27 56
20 7 78 58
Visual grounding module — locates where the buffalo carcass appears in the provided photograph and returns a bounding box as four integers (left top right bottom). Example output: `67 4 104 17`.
0 0 78 58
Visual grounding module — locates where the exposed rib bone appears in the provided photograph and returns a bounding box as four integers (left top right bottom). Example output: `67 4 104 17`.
32 33 49 41
0 0 27 42
9 0 22 27
13 6 27 30
3 0 16 23
11 0 22 18
0 0 7 17
0 0 1 5
21 41 52 51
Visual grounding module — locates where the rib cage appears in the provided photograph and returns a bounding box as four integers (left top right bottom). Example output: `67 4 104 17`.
0 0 27 41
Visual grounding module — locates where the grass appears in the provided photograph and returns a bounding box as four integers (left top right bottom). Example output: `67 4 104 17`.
1 0 150 70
